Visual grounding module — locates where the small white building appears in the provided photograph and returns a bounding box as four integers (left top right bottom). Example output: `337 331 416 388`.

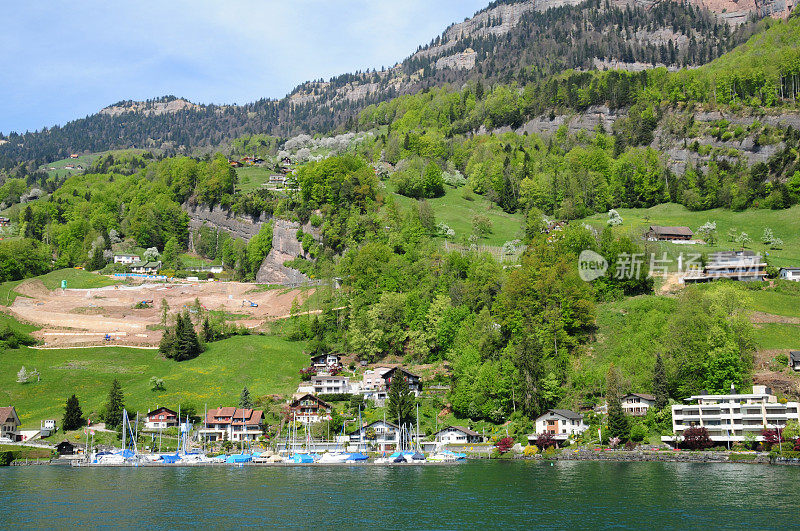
621 393 656 417
532 409 587 442
664 385 800 444
434 426 484 444
40 419 57 437
113 254 140 265
779 268 800 282
312 374 350 395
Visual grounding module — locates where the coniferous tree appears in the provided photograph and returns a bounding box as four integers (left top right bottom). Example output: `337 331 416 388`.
239 386 253 409
103 379 126 430
387 371 415 429
653 352 668 410
62 394 85 431
606 364 629 441
201 317 213 343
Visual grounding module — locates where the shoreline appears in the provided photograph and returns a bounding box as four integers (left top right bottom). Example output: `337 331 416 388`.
530 449 800 466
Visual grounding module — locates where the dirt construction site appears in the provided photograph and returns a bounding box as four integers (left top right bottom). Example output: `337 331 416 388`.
8 279 312 348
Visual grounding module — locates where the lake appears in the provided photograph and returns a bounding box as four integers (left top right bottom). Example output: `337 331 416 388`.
3 460 798 529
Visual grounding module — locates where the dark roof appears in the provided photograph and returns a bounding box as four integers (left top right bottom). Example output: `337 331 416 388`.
780 267 800 271
0 406 18 424
56 440 75 448
541 409 583 421
381 367 421 380
648 225 693 236
146 407 177 418
439 425 481 437
623 393 656 401
290 394 332 409
350 420 399 435
790 351 800 362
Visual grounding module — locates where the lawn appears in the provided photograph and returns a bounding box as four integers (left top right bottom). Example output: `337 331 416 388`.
1 334 307 429
581 203 800 269
388 185 524 247
752 323 800 350
235 166 275 193
748 287 800 318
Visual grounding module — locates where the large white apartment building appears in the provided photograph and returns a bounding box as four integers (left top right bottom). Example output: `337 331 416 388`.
664 385 800 444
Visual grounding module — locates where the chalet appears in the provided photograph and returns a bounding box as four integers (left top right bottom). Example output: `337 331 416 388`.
199 407 263 442
350 420 400 450
645 226 694 241
684 251 766 283
621 393 656 416
56 440 76 455
129 261 162 274
312 373 350 395
229 160 242 168
434 426 484 444
310 353 341 371
113 253 140 265
0 217 10 227
289 394 332 424
69 154 80 159
790 351 800 372
145 407 178 430
542 220 567 235
531 409 587 443
381 367 422 397
779 268 800 282
0 406 21 442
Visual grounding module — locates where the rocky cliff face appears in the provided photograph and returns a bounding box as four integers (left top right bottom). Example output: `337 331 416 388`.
184 203 267 243
183 203 320 285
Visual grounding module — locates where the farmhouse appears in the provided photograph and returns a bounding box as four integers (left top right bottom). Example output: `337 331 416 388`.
0 406 21 442
665 385 800 444
145 407 178 430
199 407 263 442
645 226 693 241
0 217 10 226
532 409 587 442
621 393 656 416
289 394 332 423
779 267 800 282
434 426 485 444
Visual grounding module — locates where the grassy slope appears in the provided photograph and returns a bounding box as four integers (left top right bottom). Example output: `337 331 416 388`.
388 185 524 247
235 166 275 193
582 203 800 269
1 334 307 429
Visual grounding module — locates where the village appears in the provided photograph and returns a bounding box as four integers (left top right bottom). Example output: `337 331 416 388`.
3 345 800 466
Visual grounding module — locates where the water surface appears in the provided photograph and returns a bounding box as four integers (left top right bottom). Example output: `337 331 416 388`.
3 461 797 529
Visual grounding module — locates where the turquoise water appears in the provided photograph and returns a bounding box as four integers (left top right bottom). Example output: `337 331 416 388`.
3 461 798 529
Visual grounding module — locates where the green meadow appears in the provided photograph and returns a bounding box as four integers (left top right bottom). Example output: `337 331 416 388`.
1 334 307 429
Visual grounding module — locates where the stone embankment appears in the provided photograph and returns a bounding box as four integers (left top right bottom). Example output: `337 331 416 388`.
546 449 775 464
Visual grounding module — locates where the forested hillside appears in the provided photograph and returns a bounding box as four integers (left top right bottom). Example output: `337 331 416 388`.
0 0 761 167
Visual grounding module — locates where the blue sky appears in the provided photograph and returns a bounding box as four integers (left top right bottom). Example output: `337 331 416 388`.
0 0 488 134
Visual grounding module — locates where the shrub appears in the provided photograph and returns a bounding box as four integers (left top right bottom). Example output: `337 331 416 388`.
495 436 514 454
536 432 557 451
624 440 638 451
629 423 648 442
523 445 539 457
0 451 14 466
681 426 713 450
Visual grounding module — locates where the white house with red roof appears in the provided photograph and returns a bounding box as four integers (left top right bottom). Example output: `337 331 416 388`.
144 407 179 430
199 407 263 442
